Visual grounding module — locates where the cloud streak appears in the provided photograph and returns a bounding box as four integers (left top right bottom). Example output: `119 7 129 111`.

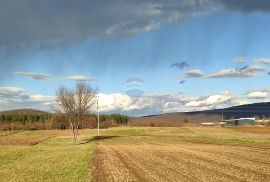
207 65 267 78
13 72 51 80
255 58 270 65
184 70 204 77
64 75 96 81
184 65 268 78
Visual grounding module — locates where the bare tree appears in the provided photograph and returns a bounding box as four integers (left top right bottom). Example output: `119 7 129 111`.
54 82 97 143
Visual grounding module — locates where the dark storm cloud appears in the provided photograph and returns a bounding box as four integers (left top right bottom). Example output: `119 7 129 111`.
0 0 216 47
219 0 270 12
0 0 269 47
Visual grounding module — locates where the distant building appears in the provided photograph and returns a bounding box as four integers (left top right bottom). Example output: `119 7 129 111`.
256 119 270 126
222 118 255 126
201 122 214 126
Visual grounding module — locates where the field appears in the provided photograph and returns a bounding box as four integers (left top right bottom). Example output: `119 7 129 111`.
1 126 270 182
0 130 96 182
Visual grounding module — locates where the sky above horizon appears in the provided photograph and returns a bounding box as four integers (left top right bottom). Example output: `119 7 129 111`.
1 0 270 116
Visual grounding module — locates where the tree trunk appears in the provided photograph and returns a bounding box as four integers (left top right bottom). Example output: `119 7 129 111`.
69 118 76 143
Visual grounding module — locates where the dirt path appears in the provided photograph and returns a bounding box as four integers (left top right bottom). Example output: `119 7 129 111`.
93 141 270 182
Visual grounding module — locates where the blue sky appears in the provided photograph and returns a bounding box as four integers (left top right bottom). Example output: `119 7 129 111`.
1 1 270 115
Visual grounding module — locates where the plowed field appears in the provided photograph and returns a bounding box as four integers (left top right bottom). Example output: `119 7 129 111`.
93 140 270 182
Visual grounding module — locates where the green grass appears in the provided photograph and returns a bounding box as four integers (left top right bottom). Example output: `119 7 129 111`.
0 132 96 182
106 129 145 136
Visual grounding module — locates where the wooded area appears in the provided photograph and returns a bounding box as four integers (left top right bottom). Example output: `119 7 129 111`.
0 112 129 130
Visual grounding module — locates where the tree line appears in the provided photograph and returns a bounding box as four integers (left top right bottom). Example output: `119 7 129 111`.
0 112 129 131
1 82 129 143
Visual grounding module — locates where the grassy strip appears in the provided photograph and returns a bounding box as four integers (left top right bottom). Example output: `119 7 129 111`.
106 129 145 136
102 134 270 148
176 135 270 148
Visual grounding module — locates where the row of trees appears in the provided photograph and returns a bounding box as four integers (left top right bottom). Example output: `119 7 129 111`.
0 113 129 130
0 113 51 123
99 114 129 125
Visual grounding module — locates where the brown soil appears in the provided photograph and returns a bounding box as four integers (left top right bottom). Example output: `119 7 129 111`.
93 141 270 182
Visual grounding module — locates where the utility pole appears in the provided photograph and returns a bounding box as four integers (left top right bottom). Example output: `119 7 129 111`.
97 100 100 135
221 111 224 121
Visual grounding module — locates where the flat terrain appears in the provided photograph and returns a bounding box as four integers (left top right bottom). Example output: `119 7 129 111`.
93 127 270 182
93 139 270 182
1 126 270 181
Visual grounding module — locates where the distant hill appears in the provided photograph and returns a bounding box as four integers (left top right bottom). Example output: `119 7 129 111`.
198 102 270 119
0 108 49 115
131 102 270 124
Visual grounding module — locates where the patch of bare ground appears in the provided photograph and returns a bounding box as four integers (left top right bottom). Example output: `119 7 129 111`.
93 141 270 182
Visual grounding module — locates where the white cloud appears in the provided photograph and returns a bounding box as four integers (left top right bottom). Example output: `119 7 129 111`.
207 65 267 78
185 92 234 108
97 91 239 115
0 87 55 112
184 69 204 77
246 91 268 99
184 65 267 78
0 87 25 96
30 95 55 102
13 72 51 80
64 75 96 81
98 93 132 112
1 86 267 116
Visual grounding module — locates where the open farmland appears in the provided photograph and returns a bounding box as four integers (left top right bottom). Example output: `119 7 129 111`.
93 141 270 182
1 126 270 182
93 127 270 182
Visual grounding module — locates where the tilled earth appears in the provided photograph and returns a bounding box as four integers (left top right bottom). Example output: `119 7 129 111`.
93 140 270 182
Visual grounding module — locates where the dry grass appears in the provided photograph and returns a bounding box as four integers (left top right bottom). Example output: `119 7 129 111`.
231 127 270 134
0 129 97 146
